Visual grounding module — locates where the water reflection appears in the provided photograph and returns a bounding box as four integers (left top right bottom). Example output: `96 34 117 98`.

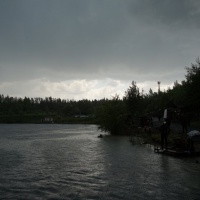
0 124 200 199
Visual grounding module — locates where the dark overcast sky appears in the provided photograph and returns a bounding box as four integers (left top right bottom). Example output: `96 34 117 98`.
0 0 200 99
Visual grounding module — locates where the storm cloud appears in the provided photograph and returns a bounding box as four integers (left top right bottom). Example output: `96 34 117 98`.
0 0 200 99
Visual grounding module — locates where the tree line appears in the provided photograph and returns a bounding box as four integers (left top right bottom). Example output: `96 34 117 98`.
0 58 200 131
0 95 107 123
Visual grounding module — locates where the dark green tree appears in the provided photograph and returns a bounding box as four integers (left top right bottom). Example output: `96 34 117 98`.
95 95 127 135
185 57 200 112
123 81 141 114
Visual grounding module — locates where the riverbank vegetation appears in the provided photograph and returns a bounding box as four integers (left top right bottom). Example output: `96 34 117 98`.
1 58 200 138
97 57 200 136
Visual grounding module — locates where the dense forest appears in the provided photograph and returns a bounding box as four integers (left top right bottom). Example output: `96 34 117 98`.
0 96 105 124
1 58 200 135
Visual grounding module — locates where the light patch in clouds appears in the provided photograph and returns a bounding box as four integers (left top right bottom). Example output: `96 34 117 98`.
0 78 129 100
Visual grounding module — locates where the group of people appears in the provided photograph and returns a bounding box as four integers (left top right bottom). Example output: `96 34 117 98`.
159 109 200 152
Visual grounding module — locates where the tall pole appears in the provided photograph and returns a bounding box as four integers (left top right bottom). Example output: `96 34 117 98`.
157 81 161 93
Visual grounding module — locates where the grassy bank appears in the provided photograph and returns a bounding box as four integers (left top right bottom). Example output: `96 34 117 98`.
130 122 200 151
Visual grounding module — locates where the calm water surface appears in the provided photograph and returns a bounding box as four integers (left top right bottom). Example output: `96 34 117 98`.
0 124 200 200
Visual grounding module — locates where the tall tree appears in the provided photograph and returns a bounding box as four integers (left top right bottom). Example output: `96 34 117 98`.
123 81 141 114
185 57 200 112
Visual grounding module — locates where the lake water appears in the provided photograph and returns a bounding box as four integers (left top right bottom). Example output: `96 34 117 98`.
0 124 200 200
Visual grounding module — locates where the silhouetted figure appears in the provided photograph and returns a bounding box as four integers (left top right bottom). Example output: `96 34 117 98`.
180 113 188 134
144 118 152 133
160 121 170 150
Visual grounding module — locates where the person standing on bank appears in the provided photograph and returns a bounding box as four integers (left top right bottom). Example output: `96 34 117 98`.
160 109 170 150
160 120 169 150
179 113 188 134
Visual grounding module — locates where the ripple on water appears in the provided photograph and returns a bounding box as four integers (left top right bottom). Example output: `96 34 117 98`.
1 124 200 200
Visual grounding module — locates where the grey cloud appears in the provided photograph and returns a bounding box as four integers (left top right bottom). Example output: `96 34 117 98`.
0 0 200 86
0 1 128 67
129 0 200 29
